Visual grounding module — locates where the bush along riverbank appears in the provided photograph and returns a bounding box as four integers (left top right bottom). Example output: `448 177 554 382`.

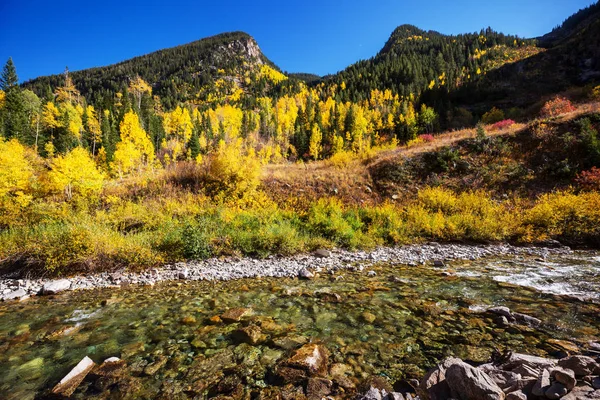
1 185 599 279
0 243 571 301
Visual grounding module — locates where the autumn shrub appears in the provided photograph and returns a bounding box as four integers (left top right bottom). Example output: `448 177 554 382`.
406 136 424 148
540 96 576 118
576 167 600 191
521 191 600 244
327 150 355 168
205 138 261 201
419 134 435 142
482 107 505 124
305 198 362 247
490 119 515 131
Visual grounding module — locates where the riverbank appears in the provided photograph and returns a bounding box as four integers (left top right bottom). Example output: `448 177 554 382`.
0 243 572 301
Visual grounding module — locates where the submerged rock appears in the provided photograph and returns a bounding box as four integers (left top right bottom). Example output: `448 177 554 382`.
233 325 266 345
284 343 329 376
52 356 96 397
221 307 253 322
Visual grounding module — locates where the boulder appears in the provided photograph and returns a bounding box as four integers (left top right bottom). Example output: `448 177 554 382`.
445 360 505 400
298 268 315 279
551 367 576 390
488 306 513 320
505 390 527 400
545 382 568 400
418 357 461 400
360 386 383 400
487 370 522 392
593 377 600 390
532 369 551 397
314 249 331 258
2 288 29 301
513 312 542 327
558 355 600 377
42 279 71 295
52 356 96 397
501 352 556 372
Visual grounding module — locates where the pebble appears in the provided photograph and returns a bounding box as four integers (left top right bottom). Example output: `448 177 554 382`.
0 244 573 301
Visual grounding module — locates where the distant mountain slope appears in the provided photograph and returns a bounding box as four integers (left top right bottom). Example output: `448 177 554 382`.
23 32 283 109
452 2 600 110
320 24 538 103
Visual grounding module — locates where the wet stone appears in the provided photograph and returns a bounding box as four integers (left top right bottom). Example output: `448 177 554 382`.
221 308 253 323
52 356 96 397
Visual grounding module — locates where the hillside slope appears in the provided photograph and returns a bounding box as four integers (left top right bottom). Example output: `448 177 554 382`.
23 32 283 109
452 3 600 110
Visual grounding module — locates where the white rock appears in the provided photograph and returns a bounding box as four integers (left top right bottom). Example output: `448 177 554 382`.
42 279 71 295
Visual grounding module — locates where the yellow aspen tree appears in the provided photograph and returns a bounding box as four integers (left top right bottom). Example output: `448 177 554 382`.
128 75 152 109
112 111 155 176
47 147 104 200
0 90 5 110
308 125 323 160
0 138 34 207
85 105 102 154
42 102 61 130
55 69 81 104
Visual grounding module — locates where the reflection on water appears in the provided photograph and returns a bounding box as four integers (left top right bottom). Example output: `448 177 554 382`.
0 252 599 399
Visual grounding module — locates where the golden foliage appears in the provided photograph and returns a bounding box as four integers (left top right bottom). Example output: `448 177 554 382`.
112 111 155 176
47 147 104 200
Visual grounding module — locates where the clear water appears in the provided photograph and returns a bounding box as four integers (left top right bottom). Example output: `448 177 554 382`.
1 252 599 399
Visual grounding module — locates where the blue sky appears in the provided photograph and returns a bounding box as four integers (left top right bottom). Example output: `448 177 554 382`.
0 0 596 82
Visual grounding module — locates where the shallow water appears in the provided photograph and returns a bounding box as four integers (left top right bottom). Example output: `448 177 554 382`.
1 252 599 399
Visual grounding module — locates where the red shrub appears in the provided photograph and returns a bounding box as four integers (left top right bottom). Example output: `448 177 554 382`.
576 167 600 191
540 97 576 118
491 119 515 131
419 134 435 142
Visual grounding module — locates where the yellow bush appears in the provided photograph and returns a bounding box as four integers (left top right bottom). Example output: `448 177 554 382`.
522 191 600 241
205 138 261 201
328 150 355 168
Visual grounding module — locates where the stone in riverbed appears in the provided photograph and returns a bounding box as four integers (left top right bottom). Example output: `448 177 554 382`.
52 356 96 397
90 357 127 378
298 268 315 279
532 369 551 397
314 249 331 258
306 377 332 399
547 338 580 353
233 325 266 345
545 382 568 400
551 366 576 390
220 307 252 323
143 355 168 376
445 360 504 400
42 279 71 295
501 352 556 372
505 390 527 400
284 343 329 376
418 357 460 400
558 355 600 376
2 288 29 301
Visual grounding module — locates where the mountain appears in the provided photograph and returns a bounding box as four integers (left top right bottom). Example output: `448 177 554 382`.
452 1 600 110
23 32 284 109
319 24 538 103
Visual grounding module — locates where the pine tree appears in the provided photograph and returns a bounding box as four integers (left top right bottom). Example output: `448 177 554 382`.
0 58 28 140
